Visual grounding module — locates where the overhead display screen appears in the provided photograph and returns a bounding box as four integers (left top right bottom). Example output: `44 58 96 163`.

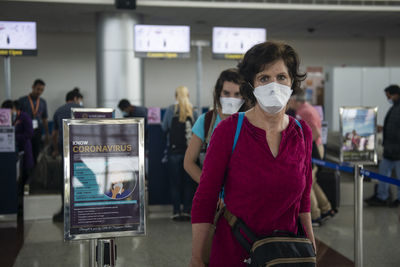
212 27 266 59
0 21 37 56
134 25 190 59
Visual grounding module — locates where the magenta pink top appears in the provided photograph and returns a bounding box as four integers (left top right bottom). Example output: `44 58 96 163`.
191 113 313 267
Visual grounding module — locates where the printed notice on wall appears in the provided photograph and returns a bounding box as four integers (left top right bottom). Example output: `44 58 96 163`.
0 127 15 152
64 119 145 240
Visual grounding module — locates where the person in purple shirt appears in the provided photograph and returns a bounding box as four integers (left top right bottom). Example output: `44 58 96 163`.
190 41 315 267
1 100 34 192
19 79 49 165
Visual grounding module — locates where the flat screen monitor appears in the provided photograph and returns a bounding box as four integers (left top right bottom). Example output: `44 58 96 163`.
134 25 190 59
0 21 37 56
212 27 266 59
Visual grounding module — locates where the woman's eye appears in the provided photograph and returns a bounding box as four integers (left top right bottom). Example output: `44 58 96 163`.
278 75 287 80
259 76 268 83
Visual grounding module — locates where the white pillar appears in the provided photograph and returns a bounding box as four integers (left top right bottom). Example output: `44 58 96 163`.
96 13 143 108
4 56 11 100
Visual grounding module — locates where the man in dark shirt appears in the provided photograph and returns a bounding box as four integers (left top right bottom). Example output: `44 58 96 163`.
19 79 49 165
51 89 83 222
118 99 148 138
118 99 147 120
366 84 400 207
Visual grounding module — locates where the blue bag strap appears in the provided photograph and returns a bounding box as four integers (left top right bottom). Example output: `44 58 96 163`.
232 112 245 153
295 119 302 131
221 112 245 201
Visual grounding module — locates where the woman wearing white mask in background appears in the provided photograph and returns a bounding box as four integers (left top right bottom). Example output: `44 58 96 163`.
190 41 315 267
184 68 253 184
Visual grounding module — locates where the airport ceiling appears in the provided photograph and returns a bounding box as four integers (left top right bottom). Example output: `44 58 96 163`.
1 1 400 39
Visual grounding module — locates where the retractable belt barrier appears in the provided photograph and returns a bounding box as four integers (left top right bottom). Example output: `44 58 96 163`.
312 158 400 187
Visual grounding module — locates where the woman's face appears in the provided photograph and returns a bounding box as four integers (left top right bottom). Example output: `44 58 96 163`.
253 59 292 88
220 81 242 99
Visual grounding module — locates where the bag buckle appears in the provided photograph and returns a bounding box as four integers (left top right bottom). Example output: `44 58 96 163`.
243 258 251 264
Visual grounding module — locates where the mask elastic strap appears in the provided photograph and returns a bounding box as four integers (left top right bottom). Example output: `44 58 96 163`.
247 82 255 90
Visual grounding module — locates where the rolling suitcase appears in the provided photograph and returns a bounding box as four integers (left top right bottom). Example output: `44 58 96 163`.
317 168 340 210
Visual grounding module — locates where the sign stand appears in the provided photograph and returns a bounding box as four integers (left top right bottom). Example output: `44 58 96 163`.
97 238 117 267
3 56 11 100
89 239 97 267
339 107 378 267
339 106 378 267
64 118 146 267
354 164 363 267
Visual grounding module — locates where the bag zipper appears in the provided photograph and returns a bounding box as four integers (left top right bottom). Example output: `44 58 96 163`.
252 237 313 252
265 257 316 267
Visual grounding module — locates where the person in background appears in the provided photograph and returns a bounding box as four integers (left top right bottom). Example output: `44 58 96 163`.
73 87 84 106
190 41 315 267
162 86 198 221
289 89 336 226
366 84 400 207
18 79 49 165
1 100 33 199
184 68 253 184
118 99 147 123
51 88 84 222
118 99 148 143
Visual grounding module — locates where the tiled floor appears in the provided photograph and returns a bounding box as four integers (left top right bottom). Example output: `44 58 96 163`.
1 203 398 267
2 172 400 267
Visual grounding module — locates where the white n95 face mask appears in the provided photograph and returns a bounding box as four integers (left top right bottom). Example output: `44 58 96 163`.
220 97 245 115
253 82 293 114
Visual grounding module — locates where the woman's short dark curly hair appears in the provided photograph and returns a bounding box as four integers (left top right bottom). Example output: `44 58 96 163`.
237 41 306 104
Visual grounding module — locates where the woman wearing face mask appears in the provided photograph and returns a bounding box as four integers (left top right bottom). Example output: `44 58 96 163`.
184 68 252 184
1 100 34 195
190 41 315 267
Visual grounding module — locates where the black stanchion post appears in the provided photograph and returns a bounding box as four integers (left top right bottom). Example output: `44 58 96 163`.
97 238 117 267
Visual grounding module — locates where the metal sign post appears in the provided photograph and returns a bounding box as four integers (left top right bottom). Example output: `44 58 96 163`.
339 106 378 267
192 40 210 116
63 118 146 267
97 238 117 267
89 239 97 267
354 164 363 267
4 56 11 100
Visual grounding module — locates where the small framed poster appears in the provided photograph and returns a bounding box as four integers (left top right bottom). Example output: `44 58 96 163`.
0 108 11 126
339 106 378 165
71 108 114 119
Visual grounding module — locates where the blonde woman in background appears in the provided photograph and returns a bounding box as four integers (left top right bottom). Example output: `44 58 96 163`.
162 86 198 221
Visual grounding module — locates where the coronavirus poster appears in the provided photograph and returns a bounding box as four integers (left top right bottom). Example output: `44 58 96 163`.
64 119 146 240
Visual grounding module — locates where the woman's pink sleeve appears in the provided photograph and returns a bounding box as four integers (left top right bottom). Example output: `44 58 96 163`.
300 121 313 213
191 118 235 223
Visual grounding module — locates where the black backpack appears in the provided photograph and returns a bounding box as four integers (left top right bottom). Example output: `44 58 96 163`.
169 111 193 154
